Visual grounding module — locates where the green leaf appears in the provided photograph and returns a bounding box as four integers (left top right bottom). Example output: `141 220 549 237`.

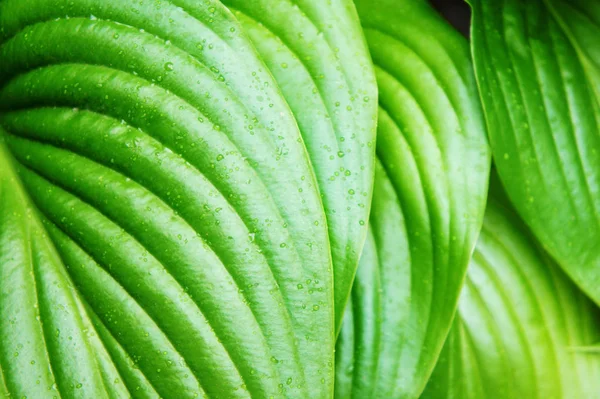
569 345 600 354
0 141 132 399
220 0 378 331
469 0 600 306
422 195 600 399
0 0 376 396
333 0 491 397
544 0 600 101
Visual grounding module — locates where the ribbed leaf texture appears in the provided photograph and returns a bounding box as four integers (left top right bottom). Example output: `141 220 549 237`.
469 0 600 306
0 0 376 398
220 0 378 332
333 0 491 398
545 0 600 101
423 188 600 399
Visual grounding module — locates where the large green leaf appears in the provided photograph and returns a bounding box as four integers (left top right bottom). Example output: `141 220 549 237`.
469 0 600 305
0 0 374 397
0 141 133 399
544 0 600 101
220 0 378 332
423 190 600 399
333 0 491 397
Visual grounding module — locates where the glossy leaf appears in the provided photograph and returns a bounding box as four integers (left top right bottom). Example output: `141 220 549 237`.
221 0 378 332
469 0 600 306
544 0 600 101
423 194 600 399
334 0 491 397
0 140 132 399
0 0 376 396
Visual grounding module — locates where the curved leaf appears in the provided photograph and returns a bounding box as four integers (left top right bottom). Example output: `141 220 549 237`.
469 0 600 305
334 0 491 397
0 140 131 398
0 0 376 396
220 0 378 331
544 0 600 100
423 194 600 399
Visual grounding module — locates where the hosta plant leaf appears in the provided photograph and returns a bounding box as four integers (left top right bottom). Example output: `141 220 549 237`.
0 141 133 399
423 187 600 399
469 0 600 305
0 0 376 397
334 0 491 397
221 0 378 332
544 0 600 101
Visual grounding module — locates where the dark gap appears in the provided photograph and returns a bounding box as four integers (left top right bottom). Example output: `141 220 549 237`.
430 0 471 37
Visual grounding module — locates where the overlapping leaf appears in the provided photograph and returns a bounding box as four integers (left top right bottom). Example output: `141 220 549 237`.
544 0 600 101
423 190 600 399
221 0 378 331
469 0 600 306
0 0 376 397
0 141 133 399
334 0 491 397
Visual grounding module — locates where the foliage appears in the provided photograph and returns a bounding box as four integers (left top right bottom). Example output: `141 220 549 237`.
0 0 598 398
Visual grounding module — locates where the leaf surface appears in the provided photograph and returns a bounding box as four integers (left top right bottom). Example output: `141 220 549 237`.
333 0 491 397
544 0 600 101
0 140 131 399
220 0 378 331
469 0 600 306
423 194 600 399
0 0 377 396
